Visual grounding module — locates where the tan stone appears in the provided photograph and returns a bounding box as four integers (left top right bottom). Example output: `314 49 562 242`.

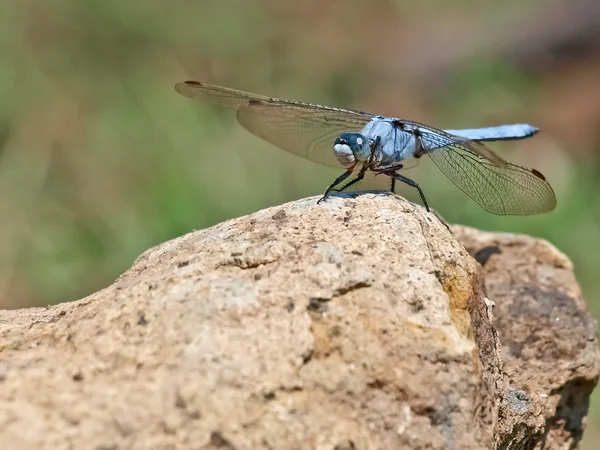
0 192 597 449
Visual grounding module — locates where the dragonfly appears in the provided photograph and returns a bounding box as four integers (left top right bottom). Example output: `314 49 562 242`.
175 80 556 215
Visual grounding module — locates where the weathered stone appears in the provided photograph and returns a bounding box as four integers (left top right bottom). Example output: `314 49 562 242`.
0 192 597 450
454 226 600 449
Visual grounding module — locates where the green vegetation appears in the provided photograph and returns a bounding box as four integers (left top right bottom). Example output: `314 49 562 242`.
1 1 598 445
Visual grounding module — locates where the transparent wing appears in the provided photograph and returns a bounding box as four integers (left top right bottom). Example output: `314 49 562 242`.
175 81 373 168
398 119 508 166
428 147 555 215
420 134 555 216
176 81 273 109
236 101 373 167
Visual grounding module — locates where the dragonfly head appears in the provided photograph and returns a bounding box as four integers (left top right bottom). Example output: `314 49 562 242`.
333 133 371 168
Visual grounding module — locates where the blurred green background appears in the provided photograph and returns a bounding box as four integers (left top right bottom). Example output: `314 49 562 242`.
1 0 599 445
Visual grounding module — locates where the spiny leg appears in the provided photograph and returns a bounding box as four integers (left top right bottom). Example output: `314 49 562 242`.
335 175 364 192
317 170 354 204
334 166 368 192
380 163 405 172
374 163 405 194
387 171 430 212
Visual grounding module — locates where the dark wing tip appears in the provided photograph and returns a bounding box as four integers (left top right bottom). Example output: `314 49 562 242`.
174 80 202 93
530 168 546 181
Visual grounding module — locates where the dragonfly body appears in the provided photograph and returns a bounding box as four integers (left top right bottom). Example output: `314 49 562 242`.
444 123 539 142
337 119 541 169
175 80 556 215
362 118 417 166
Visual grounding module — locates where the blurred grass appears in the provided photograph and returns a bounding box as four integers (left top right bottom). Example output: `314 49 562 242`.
1 0 599 446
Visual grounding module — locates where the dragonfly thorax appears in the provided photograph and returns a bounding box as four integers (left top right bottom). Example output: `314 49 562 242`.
333 133 371 168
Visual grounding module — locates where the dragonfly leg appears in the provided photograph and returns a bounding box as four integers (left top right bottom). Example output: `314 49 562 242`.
333 166 368 193
388 172 430 212
317 170 354 204
379 163 404 172
373 164 404 194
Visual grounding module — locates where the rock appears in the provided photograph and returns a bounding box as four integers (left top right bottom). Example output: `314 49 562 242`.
0 192 597 450
454 226 600 449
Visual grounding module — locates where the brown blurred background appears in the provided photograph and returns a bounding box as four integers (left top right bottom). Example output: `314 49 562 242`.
1 0 599 445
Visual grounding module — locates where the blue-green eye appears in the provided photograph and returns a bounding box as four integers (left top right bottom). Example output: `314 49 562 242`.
335 133 370 161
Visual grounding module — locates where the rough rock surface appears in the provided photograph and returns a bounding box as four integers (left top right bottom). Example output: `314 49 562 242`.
0 192 597 450
454 226 600 449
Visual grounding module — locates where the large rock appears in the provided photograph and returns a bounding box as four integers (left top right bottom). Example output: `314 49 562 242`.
0 192 597 450
455 226 600 449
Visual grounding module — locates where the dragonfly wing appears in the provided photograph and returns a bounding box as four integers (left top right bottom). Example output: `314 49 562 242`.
175 81 273 109
391 119 555 215
398 119 507 166
426 143 556 215
176 81 372 168
237 101 372 167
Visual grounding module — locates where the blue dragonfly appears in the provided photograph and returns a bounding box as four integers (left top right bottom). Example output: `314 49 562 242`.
175 81 556 215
